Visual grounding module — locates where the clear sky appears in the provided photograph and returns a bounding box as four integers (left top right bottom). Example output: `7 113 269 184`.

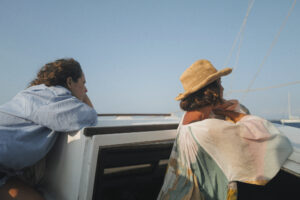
0 0 299 119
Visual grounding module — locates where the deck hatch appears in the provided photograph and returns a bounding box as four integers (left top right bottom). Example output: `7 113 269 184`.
92 140 174 200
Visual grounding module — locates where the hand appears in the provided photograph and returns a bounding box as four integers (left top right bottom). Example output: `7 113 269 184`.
212 108 227 116
82 94 94 108
214 99 239 111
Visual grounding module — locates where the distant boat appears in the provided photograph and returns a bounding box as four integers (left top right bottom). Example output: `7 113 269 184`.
280 93 300 126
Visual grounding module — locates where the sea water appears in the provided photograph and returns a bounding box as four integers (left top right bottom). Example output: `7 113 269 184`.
271 120 300 128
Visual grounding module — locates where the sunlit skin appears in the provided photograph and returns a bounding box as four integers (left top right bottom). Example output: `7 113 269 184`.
213 79 247 122
0 178 44 200
217 78 224 99
183 79 246 125
67 73 87 101
8 188 18 198
67 73 94 108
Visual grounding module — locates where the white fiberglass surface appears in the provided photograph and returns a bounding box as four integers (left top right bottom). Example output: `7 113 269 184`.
95 114 182 127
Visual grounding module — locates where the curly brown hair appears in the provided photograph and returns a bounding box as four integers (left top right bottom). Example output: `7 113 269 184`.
180 80 223 111
29 58 83 88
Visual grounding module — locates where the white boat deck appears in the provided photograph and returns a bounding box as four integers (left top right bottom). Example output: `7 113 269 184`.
40 117 300 200
277 125 300 177
41 116 180 200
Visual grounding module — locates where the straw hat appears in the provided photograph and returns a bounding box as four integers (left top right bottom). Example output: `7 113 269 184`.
175 59 232 100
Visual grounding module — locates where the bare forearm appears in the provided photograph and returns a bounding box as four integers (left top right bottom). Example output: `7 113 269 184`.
222 110 246 122
213 109 246 122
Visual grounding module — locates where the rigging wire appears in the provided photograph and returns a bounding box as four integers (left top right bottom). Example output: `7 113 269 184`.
227 80 300 94
224 0 255 97
241 0 297 101
224 0 255 68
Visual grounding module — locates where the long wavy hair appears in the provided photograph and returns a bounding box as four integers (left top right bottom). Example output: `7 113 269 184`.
29 58 83 88
180 80 223 111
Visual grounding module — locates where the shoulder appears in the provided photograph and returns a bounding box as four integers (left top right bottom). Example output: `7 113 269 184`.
237 115 270 128
25 84 71 97
181 118 239 136
183 118 232 127
181 118 228 132
9 85 73 109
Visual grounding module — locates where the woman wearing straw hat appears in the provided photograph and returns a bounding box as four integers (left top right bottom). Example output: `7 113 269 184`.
157 60 292 200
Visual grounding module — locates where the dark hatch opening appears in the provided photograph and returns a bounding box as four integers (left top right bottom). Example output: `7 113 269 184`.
92 141 174 200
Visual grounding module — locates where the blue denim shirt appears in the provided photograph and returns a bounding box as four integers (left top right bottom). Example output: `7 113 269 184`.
0 84 97 172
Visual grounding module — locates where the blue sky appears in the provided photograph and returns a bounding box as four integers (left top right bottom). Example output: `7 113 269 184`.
0 0 299 119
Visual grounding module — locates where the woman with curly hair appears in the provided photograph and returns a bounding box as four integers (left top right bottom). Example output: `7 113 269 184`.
0 58 97 199
158 60 292 200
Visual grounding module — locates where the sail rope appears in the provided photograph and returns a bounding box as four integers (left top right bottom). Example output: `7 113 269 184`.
227 80 300 94
224 0 255 68
241 0 297 100
224 0 255 96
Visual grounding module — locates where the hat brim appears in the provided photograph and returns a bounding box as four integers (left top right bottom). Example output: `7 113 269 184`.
175 67 232 101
